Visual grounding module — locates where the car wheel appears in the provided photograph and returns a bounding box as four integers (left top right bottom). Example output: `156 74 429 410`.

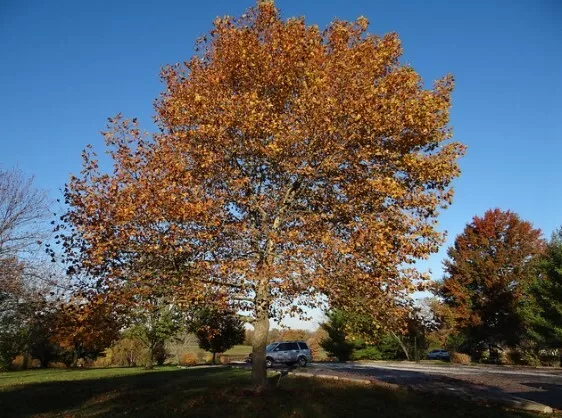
266 358 273 368
298 356 307 367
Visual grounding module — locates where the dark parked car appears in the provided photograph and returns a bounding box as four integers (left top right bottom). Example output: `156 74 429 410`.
247 341 312 367
427 349 450 360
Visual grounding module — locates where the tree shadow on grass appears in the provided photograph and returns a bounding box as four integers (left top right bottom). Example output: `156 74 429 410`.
0 367 539 418
0 367 241 417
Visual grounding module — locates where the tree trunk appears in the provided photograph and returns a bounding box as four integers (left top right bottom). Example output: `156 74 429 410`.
391 332 410 361
21 350 30 370
212 352 217 365
129 350 137 367
71 349 79 368
251 305 269 387
145 345 154 370
39 353 49 368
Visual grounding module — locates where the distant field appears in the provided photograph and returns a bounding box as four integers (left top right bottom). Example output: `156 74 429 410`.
171 344 251 362
174 344 250 355
223 345 252 356
0 367 544 417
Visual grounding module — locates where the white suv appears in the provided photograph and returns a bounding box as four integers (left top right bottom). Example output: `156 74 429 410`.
248 341 313 367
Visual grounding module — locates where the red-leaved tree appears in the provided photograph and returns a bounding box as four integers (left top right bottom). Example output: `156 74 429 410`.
438 209 544 350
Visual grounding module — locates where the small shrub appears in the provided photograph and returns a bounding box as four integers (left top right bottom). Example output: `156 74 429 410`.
352 346 382 361
522 353 541 367
501 348 541 366
539 351 560 367
179 353 199 366
515 349 541 367
48 361 68 368
498 350 512 365
479 349 490 363
11 355 25 369
313 350 328 362
91 350 113 368
307 329 328 361
219 355 230 365
450 352 470 365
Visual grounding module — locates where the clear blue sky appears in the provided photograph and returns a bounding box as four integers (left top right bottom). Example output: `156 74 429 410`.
1 1 561 325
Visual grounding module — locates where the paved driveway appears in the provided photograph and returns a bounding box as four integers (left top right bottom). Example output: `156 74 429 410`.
308 361 562 410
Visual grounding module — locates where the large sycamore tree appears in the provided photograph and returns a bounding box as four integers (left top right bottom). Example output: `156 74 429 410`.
438 209 544 350
62 1 464 385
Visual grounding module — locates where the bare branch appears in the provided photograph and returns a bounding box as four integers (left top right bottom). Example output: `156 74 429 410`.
0 169 50 257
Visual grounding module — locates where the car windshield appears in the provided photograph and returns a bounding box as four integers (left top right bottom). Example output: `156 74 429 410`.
266 344 276 352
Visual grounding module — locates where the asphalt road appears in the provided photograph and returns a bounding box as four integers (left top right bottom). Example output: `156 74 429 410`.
308 361 562 410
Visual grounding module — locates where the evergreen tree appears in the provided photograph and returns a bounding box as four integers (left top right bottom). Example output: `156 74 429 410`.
320 310 356 361
529 228 562 365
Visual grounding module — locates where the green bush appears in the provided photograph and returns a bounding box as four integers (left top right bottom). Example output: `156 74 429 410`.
501 348 541 366
377 335 405 360
352 346 382 360
521 352 542 367
0 328 24 370
539 349 560 367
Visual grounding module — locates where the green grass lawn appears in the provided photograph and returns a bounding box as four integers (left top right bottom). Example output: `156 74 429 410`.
0 366 546 418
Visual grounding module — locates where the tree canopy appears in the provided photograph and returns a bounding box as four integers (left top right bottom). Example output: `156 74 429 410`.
189 308 245 364
438 209 544 348
61 1 464 385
